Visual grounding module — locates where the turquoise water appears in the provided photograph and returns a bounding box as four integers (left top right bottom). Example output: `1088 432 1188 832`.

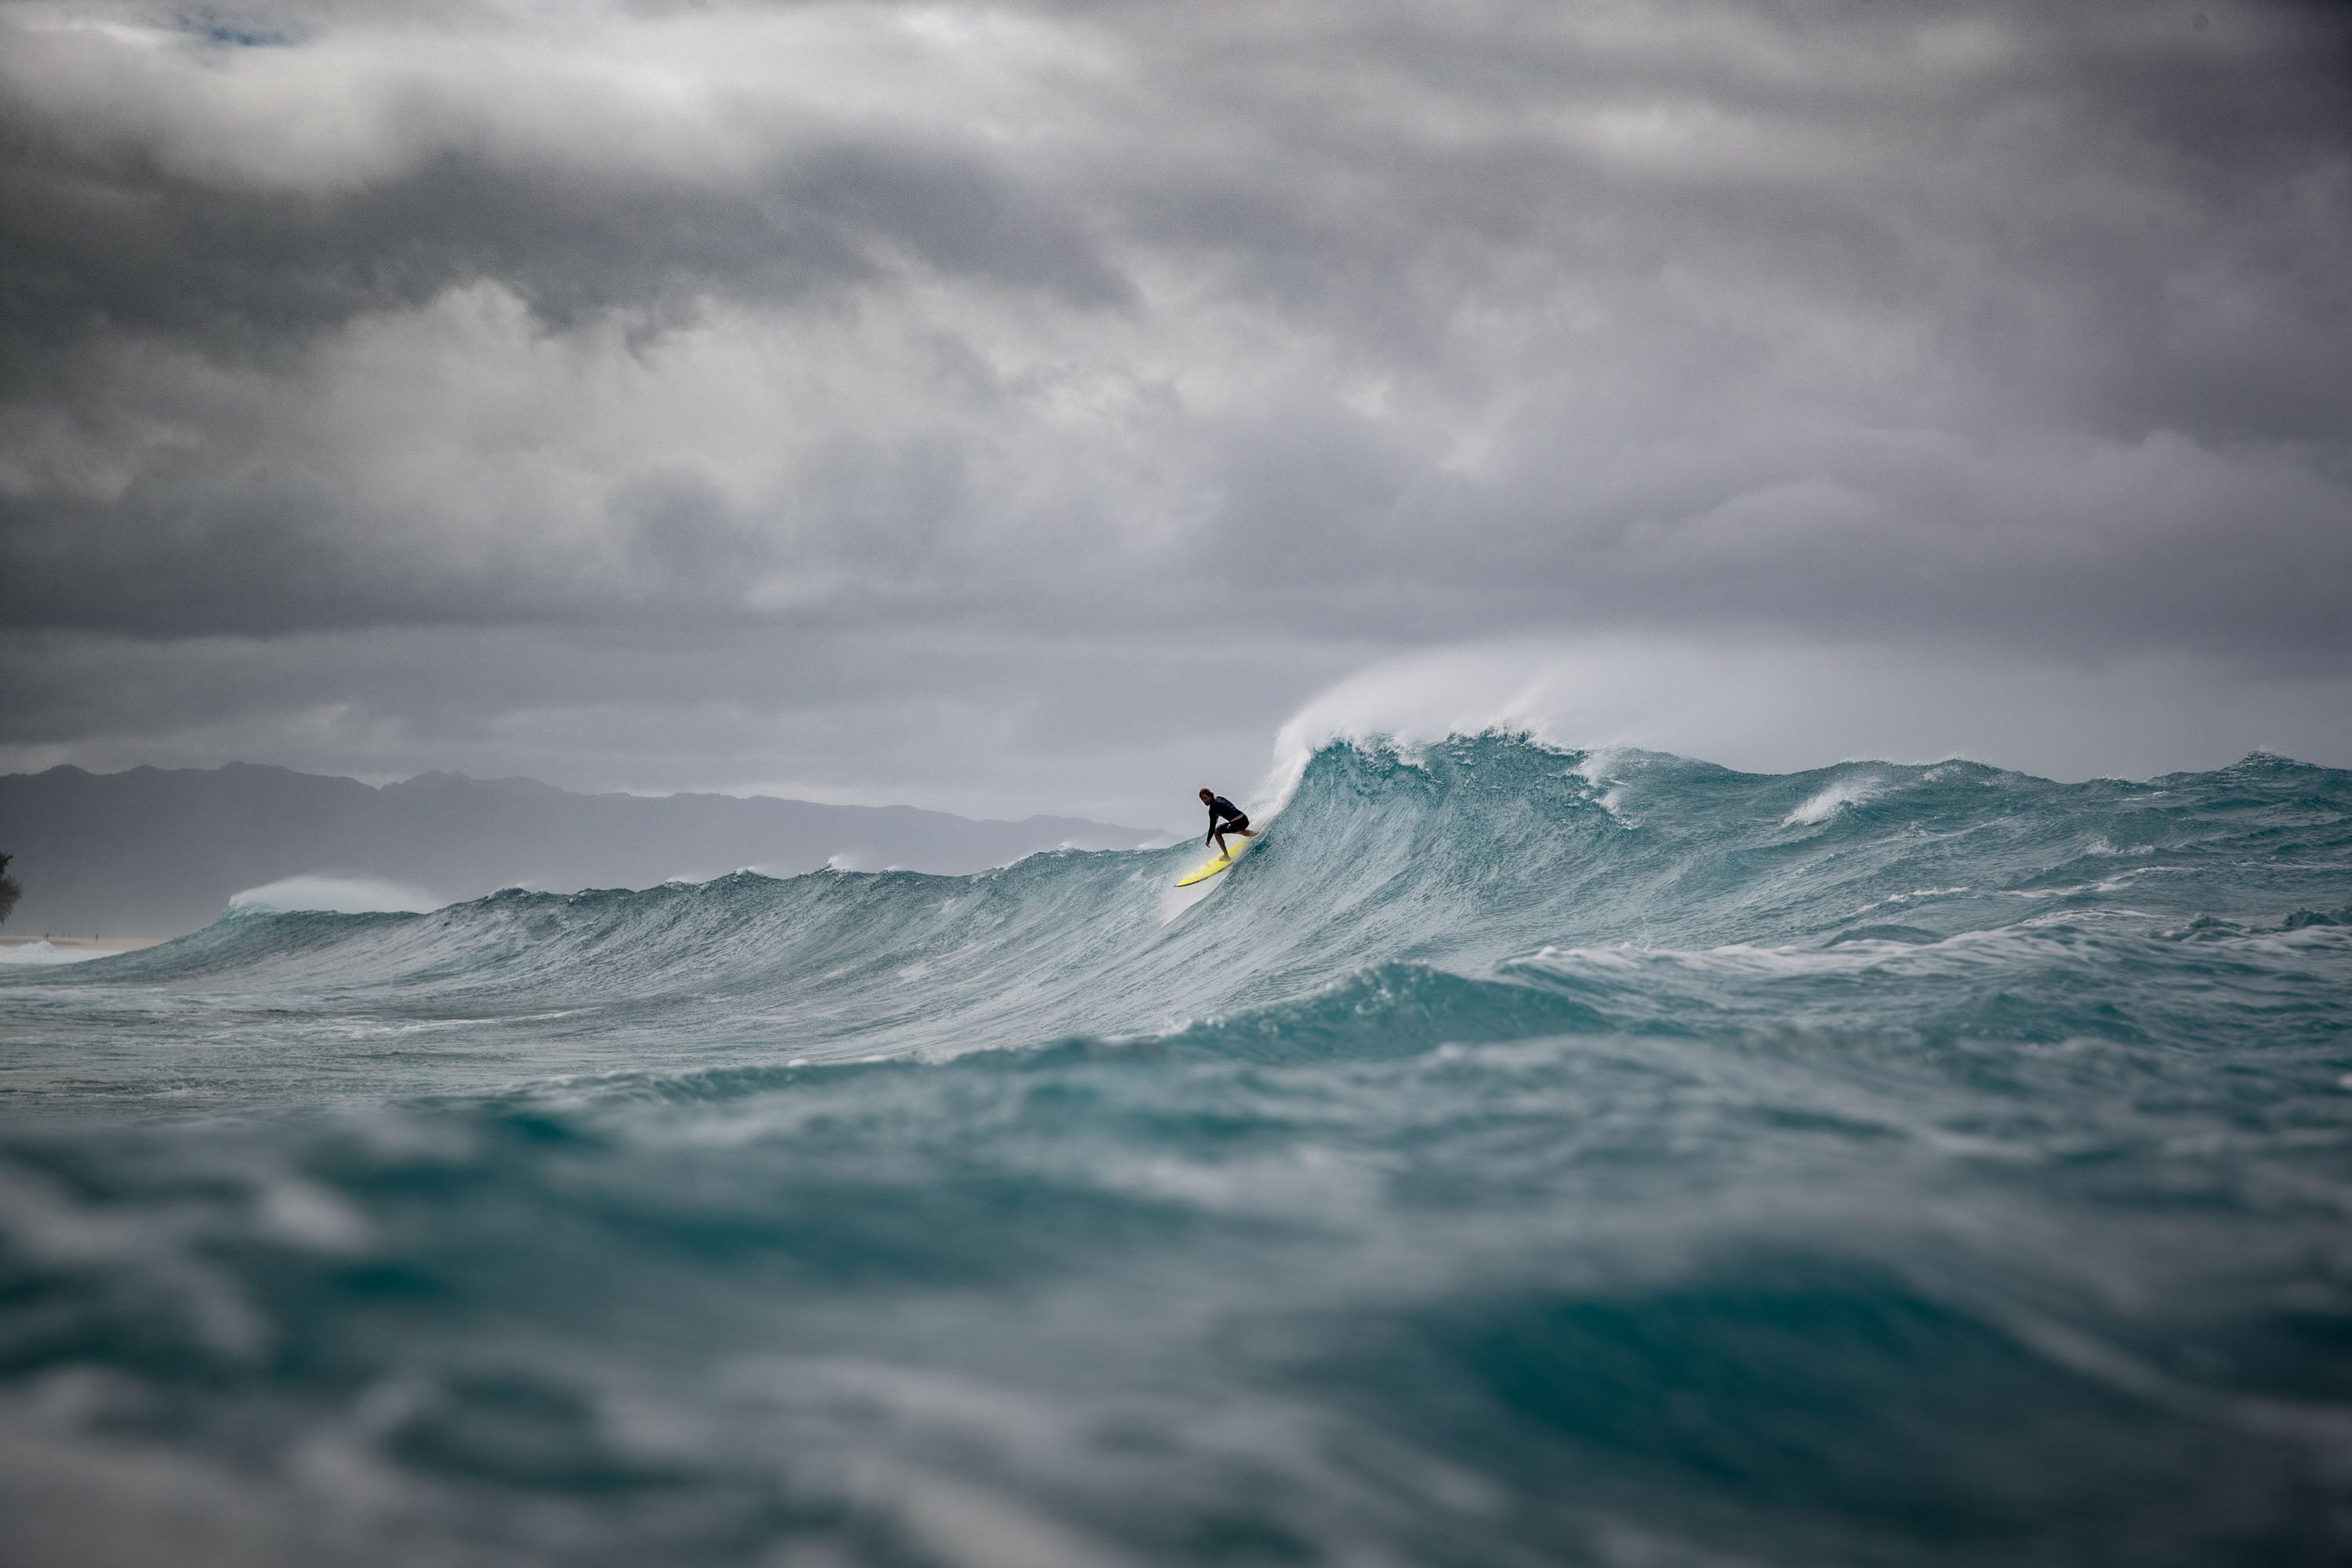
3 736 2350 1565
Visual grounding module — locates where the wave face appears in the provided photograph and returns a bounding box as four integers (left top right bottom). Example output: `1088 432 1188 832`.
3 735 2350 1566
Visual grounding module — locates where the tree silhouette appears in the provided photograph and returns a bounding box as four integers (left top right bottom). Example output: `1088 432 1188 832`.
0 853 17 927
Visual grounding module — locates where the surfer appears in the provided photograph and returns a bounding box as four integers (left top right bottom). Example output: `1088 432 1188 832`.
1200 788 1254 857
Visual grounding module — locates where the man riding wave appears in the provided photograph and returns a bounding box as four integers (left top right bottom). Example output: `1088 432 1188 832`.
1200 788 1254 858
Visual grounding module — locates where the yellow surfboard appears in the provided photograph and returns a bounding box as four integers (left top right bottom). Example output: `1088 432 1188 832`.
1175 833 1254 887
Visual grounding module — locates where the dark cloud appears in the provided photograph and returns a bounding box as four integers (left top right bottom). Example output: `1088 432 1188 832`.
0 0 2346 815
0 133 1125 374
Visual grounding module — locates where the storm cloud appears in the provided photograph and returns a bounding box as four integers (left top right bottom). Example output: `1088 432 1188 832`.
2 0 2347 822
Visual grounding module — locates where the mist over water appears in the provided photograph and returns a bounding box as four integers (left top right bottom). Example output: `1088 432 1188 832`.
3 735 2350 1566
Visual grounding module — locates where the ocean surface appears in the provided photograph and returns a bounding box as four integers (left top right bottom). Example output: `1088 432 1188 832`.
3 735 2350 1566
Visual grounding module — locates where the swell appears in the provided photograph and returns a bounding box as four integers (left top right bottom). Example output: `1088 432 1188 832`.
12 739 2350 1076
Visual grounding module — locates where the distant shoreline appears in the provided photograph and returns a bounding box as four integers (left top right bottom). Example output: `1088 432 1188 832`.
0 935 165 953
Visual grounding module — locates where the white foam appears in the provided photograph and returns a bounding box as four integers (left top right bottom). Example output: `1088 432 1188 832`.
1570 750 1638 825
0 941 111 965
2082 837 2155 857
1784 775 1884 826
1851 886 1970 915
227 874 438 915
1157 855 1221 923
252 1180 370 1254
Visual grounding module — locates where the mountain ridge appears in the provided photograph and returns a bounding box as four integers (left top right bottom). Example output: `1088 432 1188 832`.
0 763 1162 935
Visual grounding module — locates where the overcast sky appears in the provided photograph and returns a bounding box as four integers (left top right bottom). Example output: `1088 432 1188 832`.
2 0 2347 826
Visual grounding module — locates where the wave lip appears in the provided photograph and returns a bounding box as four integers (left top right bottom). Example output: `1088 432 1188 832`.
1783 771 1887 826
227 873 442 915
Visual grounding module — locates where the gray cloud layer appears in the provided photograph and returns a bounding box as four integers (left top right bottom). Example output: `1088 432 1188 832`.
2 0 2347 820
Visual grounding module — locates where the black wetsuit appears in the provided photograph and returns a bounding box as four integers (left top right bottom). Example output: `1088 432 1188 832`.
1205 795 1249 844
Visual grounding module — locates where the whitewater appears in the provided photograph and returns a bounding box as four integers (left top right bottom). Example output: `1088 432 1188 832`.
3 735 2349 1566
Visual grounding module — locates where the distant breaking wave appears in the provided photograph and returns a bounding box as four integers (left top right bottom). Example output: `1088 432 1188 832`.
2 735 2349 1566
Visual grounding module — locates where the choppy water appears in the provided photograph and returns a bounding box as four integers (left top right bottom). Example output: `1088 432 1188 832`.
3 735 2350 1566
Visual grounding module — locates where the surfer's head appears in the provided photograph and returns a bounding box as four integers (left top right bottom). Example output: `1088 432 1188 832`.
1200 788 1214 802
